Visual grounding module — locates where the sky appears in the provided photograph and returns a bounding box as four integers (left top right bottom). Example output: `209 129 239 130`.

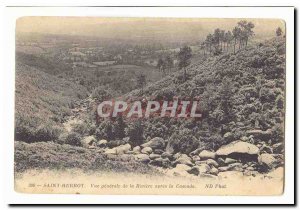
16 17 285 42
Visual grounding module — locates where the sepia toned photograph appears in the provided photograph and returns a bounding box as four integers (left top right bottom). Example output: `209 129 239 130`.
14 17 285 195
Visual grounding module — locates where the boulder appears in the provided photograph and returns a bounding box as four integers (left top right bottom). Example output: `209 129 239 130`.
115 143 131 155
141 137 165 150
161 152 173 160
258 153 276 168
134 154 150 163
224 158 237 164
149 158 171 168
149 153 161 160
153 149 164 154
132 146 141 154
192 155 201 162
167 164 192 177
227 163 243 171
105 148 117 155
216 140 259 156
141 147 153 154
174 154 193 166
97 139 108 148
81 136 96 148
199 150 216 160
107 140 126 148
188 164 210 176
217 157 226 167
206 159 219 168
272 142 284 154
210 166 219 175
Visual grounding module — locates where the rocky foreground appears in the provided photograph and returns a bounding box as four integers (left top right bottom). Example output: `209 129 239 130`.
80 136 284 179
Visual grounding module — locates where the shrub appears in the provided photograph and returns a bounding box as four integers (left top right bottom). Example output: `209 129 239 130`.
125 120 144 146
64 132 82 146
167 128 199 154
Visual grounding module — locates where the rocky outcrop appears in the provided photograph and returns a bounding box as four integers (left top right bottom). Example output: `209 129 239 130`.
216 140 259 156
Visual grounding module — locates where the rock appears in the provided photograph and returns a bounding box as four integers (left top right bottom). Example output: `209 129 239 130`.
206 159 219 168
149 153 161 160
272 142 284 154
105 148 117 155
132 146 141 154
141 137 165 150
246 129 272 141
217 157 226 166
107 140 126 148
134 154 150 163
210 166 219 175
174 154 193 166
219 166 230 172
175 164 192 171
260 144 273 154
173 153 182 160
96 148 105 154
88 145 96 149
115 143 131 155
161 152 173 160
216 140 259 156
227 163 243 171
258 153 276 168
81 136 96 148
192 155 201 162
167 164 191 177
224 132 234 141
199 150 216 160
141 147 153 154
153 149 164 154
188 164 210 176
246 166 255 171
97 139 107 148
224 158 237 164
149 158 171 168
190 148 202 156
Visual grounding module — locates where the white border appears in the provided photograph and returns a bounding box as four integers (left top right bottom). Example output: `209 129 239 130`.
2 6 295 205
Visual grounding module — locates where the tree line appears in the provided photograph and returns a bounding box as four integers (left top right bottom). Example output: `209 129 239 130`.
201 20 255 55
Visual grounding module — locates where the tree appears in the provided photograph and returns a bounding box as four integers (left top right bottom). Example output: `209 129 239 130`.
165 55 173 74
225 30 233 51
213 28 221 48
206 34 214 55
237 20 255 48
136 74 146 94
232 26 241 54
276 27 283 36
157 58 164 72
177 46 192 81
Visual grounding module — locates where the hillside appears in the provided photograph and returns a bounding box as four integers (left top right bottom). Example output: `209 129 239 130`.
119 37 285 152
15 62 88 142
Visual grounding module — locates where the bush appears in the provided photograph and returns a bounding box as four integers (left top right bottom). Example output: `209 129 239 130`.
64 132 82 146
167 128 199 154
125 120 144 146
